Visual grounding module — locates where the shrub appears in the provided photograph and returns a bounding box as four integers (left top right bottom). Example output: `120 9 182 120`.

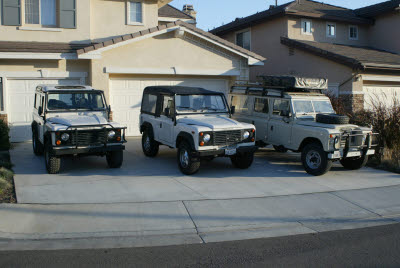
0 120 10 151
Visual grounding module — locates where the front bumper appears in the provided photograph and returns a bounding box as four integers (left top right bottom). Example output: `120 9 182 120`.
196 145 258 157
328 149 375 159
52 144 125 156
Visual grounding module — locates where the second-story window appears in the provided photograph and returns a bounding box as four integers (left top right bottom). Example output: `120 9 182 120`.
302 19 312 35
236 30 251 50
326 23 336 38
25 0 56 26
349 25 358 40
128 1 143 24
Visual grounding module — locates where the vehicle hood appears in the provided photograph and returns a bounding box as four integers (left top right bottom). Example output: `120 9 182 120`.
48 113 109 127
296 120 359 131
177 115 253 130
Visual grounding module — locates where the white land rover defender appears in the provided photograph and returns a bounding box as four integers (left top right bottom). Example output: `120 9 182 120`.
32 85 126 174
139 86 258 175
230 76 377 176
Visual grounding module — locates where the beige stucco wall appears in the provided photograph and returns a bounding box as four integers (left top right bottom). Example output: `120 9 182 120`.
90 31 246 101
368 12 400 54
90 0 159 42
0 59 89 73
287 17 370 46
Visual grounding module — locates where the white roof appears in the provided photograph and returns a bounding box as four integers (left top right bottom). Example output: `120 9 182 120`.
36 85 94 92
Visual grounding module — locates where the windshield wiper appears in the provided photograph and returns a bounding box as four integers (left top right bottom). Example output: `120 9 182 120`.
177 106 197 111
201 107 220 112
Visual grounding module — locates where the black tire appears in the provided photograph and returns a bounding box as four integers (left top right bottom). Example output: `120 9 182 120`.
142 128 159 157
316 113 349 125
32 128 44 156
230 152 254 169
273 145 288 153
177 141 200 175
340 155 368 170
44 140 61 174
106 150 123 168
301 143 332 176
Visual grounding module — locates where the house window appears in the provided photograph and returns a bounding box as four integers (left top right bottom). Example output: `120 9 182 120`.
128 1 143 24
302 19 312 35
25 0 56 26
326 23 336 38
349 25 358 40
236 30 251 50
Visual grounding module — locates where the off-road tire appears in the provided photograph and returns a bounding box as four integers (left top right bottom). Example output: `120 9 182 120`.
177 141 200 175
142 128 159 157
340 155 368 170
44 140 61 174
32 128 44 156
316 113 349 125
106 150 123 168
301 143 332 176
230 152 254 169
273 145 288 153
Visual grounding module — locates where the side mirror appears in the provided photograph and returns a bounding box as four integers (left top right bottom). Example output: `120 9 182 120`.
38 107 43 115
164 107 170 117
230 106 236 115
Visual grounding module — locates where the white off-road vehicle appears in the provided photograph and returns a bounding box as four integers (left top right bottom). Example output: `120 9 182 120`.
139 86 257 175
230 76 377 176
32 85 126 174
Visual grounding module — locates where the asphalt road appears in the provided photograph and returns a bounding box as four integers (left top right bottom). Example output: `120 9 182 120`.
1 223 400 268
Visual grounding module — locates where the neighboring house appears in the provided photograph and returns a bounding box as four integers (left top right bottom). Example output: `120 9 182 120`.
0 0 265 142
158 4 197 25
211 0 400 113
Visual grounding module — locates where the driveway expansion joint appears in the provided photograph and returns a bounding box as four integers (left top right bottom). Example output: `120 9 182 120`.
182 201 205 244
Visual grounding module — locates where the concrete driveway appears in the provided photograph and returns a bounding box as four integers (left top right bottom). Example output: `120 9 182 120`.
11 138 400 204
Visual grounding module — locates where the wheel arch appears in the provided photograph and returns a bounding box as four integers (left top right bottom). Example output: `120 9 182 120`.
176 132 195 150
298 137 323 152
140 122 153 135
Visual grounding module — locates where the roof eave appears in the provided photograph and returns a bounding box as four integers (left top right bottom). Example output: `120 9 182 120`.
286 11 374 25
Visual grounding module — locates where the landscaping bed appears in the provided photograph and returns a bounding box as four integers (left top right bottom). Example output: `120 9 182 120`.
0 120 16 203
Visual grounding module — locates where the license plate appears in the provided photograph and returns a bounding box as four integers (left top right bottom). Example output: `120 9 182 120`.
346 151 361 157
366 149 375 155
225 148 237 156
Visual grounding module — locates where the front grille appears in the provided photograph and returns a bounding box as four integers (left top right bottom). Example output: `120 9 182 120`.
340 136 347 148
71 130 107 146
213 130 242 146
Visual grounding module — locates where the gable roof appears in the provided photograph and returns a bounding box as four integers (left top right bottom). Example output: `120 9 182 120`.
211 0 373 36
0 41 89 53
159 4 194 19
355 0 400 18
281 37 400 70
77 21 266 64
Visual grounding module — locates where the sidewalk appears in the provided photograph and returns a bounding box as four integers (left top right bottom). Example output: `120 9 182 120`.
1 185 400 251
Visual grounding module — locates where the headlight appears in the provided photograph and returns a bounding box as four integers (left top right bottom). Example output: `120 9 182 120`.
334 136 340 150
243 131 250 139
203 134 211 143
61 133 70 141
108 130 116 140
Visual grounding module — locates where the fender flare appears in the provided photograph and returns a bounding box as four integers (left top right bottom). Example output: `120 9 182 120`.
140 122 154 136
176 132 196 150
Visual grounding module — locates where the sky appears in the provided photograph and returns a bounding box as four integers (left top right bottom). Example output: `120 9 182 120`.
169 0 386 31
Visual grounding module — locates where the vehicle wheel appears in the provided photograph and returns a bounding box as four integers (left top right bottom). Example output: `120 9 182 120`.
273 145 288 153
340 155 368 170
142 129 159 157
44 140 61 174
177 141 200 175
32 128 44 156
301 143 332 176
106 150 123 168
316 113 349 125
230 152 254 169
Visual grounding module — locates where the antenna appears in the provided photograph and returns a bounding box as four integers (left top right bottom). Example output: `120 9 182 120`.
276 0 278 6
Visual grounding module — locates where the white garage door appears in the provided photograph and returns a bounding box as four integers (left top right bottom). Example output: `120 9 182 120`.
363 85 400 110
110 77 229 136
7 78 82 142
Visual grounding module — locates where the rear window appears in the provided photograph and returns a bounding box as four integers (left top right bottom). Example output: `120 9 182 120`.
142 94 158 114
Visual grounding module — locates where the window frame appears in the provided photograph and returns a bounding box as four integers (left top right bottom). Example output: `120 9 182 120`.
326 22 336 38
253 97 269 115
24 0 57 27
271 99 291 118
141 93 158 116
301 19 312 35
127 0 144 26
235 28 251 51
349 25 358 40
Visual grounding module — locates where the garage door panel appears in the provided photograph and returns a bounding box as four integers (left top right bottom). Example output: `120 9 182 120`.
110 77 229 136
364 86 400 110
8 79 81 142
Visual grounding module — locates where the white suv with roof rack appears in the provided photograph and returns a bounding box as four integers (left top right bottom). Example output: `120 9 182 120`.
31 85 126 174
230 76 378 176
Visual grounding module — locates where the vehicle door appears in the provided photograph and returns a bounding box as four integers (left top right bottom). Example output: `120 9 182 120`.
268 98 293 147
158 95 175 146
33 94 46 143
251 97 269 142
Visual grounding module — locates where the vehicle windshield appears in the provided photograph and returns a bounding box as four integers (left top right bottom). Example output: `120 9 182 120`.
293 99 335 114
47 92 105 111
175 94 228 114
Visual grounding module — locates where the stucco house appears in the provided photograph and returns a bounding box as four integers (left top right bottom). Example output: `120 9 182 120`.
0 0 265 142
211 0 400 113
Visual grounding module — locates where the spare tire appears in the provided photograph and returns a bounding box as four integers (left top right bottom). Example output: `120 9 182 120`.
316 113 349 125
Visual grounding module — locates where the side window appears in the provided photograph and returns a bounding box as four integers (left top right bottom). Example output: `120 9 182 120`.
161 95 174 117
231 95 249 114
34 93 39 109
142 94 157 114
254 98 269 114
272 99 290 116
